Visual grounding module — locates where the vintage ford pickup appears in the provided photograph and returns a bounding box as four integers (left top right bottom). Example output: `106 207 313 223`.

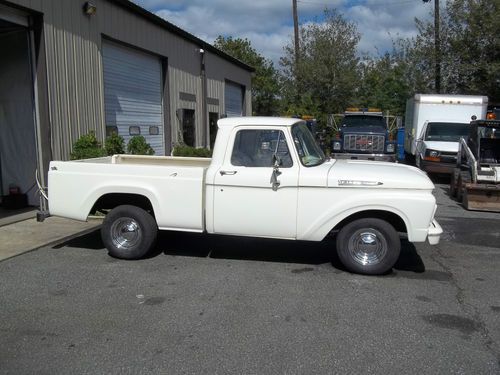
46 117 442 275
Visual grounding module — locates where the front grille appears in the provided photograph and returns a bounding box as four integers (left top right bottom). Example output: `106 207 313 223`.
439 151 457 164
344 134 385 153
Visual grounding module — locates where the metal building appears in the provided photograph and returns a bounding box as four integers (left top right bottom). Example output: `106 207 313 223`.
0 0 253 206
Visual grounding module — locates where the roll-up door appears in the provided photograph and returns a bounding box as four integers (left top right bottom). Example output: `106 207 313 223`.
225 81 243 117
103 41 164 155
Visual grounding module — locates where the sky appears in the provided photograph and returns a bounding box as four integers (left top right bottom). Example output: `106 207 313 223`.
133 0 434 66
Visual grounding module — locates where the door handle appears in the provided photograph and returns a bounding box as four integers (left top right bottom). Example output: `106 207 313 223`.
220 170 237 176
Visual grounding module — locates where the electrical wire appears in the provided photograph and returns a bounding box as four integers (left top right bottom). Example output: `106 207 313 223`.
36 169 48 201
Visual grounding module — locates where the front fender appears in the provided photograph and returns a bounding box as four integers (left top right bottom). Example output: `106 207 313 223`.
297 189 435 242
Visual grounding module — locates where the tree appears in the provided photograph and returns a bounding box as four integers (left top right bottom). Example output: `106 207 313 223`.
357 40 428 115
280 9 361 119
412 0 500 101
214 36 281 115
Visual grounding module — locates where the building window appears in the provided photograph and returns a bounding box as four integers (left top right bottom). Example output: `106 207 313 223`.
181 109 195 147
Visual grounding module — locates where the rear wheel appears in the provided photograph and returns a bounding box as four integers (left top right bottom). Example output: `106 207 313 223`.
463 189 471 210
457 171 471 206
460 171 472 210
456 174 463 202
415 155 422 169
101 205 158 259
449 169 459 198
336 218 401 275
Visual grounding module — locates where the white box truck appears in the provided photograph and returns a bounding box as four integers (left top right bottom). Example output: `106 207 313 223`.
404 94 488 174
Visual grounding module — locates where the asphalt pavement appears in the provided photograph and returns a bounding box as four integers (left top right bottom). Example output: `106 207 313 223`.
0 181 499 374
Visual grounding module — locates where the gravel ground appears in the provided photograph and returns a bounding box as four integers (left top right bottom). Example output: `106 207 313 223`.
0 180 499 375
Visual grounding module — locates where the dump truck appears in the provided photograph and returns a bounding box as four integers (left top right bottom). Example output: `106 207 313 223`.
450 120 500 212
331 108 397 162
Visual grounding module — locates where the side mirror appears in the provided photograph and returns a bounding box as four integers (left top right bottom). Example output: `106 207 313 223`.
270 154 282 191
272 154 282 169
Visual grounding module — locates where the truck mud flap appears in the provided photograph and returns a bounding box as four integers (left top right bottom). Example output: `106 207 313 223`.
464 183 500 212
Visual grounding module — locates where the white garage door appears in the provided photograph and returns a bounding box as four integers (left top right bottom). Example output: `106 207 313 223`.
103 41 164 155
225 81 243 117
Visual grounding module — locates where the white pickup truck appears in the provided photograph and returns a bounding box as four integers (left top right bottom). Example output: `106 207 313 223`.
47 117 442 275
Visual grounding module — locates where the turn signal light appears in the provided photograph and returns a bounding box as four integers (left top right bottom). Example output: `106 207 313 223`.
424 156 441 162
486 112 496 120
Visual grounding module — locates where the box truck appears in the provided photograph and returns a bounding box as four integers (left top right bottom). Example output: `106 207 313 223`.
404 94 488 173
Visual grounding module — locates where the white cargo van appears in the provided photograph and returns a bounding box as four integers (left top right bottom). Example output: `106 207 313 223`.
404 94 488 173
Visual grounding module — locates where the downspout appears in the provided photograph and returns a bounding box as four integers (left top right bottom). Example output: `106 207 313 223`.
200 48 208 147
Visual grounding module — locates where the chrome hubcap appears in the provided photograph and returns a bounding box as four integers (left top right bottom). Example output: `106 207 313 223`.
348 228 387 266
110 217 142 250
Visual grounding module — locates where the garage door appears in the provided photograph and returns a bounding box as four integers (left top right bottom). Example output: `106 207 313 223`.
225 81 243 117
103 41 164 155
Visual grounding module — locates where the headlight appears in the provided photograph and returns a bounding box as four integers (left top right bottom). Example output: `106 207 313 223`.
386 143 395 153
333 141 341 151
426 149 440 157
424 149 441 162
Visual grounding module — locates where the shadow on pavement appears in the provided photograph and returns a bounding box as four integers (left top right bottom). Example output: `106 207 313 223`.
429 174 451 185
55 229 426 274
53 229 104 250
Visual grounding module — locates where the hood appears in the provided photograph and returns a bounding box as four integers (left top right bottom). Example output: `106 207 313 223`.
342 126 386 135
328 160 434 190
423 140 459 153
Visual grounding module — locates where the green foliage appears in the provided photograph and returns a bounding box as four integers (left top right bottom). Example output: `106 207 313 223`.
411 0 500 101
214 36 281 115
172 144 212 158
280 9 361 116
127 136 155 155
105 133 125 155
70 131 106 160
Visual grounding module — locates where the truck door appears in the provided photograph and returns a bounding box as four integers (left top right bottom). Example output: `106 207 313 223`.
213 127 299 239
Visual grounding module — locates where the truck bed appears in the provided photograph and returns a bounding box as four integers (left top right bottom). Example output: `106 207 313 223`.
48 155 211 232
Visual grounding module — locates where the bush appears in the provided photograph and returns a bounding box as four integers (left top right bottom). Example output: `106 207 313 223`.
105 133 125 155
172 144 212 158
127 135 155 155
70 131 106 160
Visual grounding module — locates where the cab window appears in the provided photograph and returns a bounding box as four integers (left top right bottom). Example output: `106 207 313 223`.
231 129 293 167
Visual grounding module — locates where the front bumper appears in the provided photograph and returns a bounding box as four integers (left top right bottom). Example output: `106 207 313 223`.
421 160 455 174
333 153 396 162
427 219 442 245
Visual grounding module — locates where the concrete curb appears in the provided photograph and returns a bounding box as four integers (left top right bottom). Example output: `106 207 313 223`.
0 218 102 263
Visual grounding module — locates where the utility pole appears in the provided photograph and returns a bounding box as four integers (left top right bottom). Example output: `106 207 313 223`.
424 0 441 93
434 0 441 93
292 0 299 67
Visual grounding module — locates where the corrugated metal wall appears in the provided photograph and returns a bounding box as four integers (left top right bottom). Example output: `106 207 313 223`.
6 0 252 157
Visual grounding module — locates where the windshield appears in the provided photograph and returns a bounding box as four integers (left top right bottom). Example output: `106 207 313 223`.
292 123 326 167
425 122 469 142
478 126 500 139
341 115 386 129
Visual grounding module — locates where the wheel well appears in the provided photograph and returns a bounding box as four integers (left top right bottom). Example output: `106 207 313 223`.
331 210 407 235
90 193 154 216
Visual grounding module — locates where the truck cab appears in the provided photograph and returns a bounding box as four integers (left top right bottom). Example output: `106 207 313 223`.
415 121 470 174
450 120 500 211
332 108 396 162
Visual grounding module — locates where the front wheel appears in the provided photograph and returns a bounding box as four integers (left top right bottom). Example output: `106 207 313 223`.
415 155 421 169
336 218 401 275
101 205 158 260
